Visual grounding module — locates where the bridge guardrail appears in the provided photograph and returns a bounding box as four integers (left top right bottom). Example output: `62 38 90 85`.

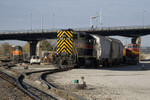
1 25 150 34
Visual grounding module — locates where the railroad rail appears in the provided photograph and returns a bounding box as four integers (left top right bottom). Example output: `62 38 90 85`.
0 65 57 100
0 71 33 100
1 62 86 100
19 68 86 100
40 68 86 100
17 74 57 100
0 71 17 86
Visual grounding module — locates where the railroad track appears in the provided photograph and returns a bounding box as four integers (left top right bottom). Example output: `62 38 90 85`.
19 68 86 100
0 70 17 86
0 66 58 100
17 74 57 100
1 63 86 100
0 71 33 100
40 69 86 100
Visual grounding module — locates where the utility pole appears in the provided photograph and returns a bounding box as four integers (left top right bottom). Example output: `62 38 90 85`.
90 17 93 28
100 9 103 29
107 11 109 28
90 10 102 29
96 12 98 28
52 14 55 29
41 13 43 31
90 15 97 28
90 14 99 28
30 13 32 31
142 10 145 26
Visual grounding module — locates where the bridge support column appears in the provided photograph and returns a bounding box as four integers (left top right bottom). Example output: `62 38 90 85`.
36 41 42 59
29 41 38 57
131 37 141 44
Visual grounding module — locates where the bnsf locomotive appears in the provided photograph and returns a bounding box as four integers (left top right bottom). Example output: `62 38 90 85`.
12 46 23 63
123 44 139 64
52 30 139 68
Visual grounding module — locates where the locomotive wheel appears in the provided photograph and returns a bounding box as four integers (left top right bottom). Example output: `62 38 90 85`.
57 58 74 69
58 59 66 69
68 58 74 68
103 61 108 67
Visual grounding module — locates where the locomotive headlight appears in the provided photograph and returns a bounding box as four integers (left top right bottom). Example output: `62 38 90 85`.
70 55 73 57
66 37 71 40
59 37 63 40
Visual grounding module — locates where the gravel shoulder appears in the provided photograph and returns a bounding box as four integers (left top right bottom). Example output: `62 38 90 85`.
47 62 150 100
0 76 32 100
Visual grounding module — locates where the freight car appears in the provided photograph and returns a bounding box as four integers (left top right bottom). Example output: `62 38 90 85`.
52 30 139 68
92 35 124 67
12 46 23 63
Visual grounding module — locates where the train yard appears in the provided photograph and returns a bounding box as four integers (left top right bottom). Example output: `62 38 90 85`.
0 61 150 100
1 0 150 100
0 62 86 100
0 30 148 100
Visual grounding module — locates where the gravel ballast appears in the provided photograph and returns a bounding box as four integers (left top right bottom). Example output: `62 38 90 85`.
47 62 150 100
0 76 32 100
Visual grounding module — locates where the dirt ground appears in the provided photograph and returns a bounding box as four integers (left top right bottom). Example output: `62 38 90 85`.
47 62 150 100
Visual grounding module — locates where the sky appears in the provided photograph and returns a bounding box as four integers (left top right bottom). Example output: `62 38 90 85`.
0 0 150 46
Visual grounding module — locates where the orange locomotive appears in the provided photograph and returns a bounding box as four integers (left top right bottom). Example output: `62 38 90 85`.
12 46 23 62
123 44 140 64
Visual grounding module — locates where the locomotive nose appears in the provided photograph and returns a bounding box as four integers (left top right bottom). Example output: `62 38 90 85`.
61 51 68 56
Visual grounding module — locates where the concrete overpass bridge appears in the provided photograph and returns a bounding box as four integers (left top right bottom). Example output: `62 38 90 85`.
0 26 150 56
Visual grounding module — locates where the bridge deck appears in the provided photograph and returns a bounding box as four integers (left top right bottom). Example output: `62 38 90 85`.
0 26 150 41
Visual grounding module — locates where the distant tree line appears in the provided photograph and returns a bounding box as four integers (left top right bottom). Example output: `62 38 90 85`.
0 42 11 57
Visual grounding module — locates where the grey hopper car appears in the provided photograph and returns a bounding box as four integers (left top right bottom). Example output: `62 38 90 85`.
92 35 123 67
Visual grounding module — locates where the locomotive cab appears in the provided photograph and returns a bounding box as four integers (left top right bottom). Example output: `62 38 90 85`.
123 44 139 64
52 29 97 68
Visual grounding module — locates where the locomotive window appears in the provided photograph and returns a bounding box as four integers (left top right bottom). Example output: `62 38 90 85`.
133 46 139 48
89 39 92 43
59 37 63 40
80 33 85 38
89 39 95 44
128 46 133 48
73 34 77 40
66 37 71 40
93 40 96 44
128 46 131 48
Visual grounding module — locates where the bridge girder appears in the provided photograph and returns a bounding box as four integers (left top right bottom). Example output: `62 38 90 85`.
0 26 150 41
0 27 150 56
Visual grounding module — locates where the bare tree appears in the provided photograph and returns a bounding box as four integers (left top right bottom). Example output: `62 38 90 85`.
0 42 11 56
